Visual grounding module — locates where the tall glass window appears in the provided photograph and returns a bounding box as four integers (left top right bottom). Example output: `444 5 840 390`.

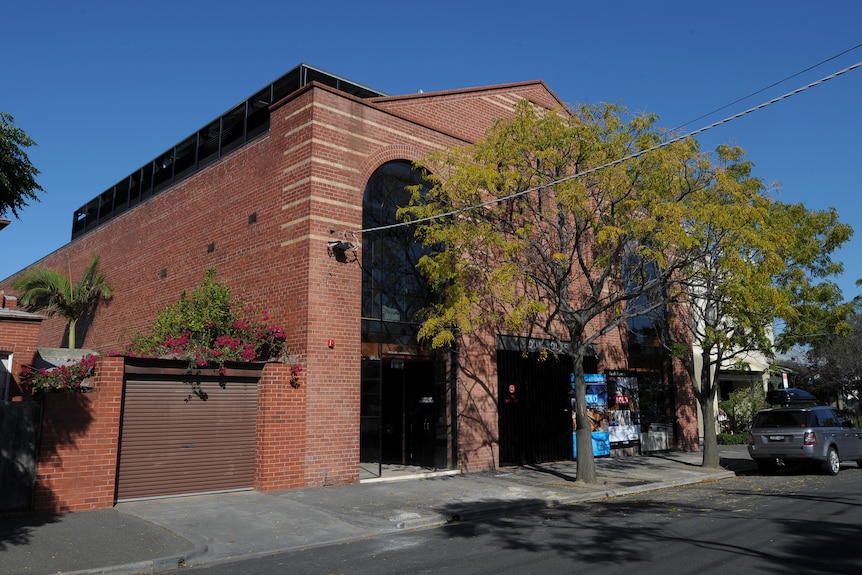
361 161 431 344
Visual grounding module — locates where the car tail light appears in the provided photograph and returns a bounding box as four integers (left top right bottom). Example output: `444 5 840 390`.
804 431 817 445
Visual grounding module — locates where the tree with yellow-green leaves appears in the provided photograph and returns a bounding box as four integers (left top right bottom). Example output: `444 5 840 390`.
659 153 853 469
402 101 716 483
401 100 852 482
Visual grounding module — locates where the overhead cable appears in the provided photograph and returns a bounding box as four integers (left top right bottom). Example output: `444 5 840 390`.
357 60 862 236
671 42 862 132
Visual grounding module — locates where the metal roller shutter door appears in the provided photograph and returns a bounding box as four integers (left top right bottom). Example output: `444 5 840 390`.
116 378 257 501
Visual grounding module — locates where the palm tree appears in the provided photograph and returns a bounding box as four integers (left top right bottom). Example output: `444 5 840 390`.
13 255 113 349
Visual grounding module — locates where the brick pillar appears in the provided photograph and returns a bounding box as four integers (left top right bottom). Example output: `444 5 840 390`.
33 356 124 512
255 363 307 491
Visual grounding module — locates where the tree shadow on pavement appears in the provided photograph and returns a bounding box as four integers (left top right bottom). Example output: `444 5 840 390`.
0 393 94 551
0 512 61 552
437 490 862 573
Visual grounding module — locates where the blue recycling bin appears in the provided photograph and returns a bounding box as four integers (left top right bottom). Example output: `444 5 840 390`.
573 431 611 458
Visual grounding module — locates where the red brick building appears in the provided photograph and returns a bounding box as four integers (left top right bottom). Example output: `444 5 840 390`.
1 65 698 508
0 293 42 401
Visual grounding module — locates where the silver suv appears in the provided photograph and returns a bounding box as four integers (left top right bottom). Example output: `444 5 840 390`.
747 391 862 475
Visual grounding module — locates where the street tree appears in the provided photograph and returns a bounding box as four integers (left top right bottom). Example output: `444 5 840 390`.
13 255 113 349
658 146 852 468
0 112 43 219
803 310 862 411
401 101 712 483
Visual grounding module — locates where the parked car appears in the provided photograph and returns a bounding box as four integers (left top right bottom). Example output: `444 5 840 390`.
747 390 862 475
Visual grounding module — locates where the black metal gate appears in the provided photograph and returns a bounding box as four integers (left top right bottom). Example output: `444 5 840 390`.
497 350 573 466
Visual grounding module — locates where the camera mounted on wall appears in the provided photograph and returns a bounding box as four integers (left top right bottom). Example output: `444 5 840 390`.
327 231 359 263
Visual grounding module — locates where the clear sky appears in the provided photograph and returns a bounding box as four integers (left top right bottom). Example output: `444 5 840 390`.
3 1 862 299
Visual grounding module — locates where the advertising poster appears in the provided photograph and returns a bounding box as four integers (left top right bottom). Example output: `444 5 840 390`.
606 372 640 447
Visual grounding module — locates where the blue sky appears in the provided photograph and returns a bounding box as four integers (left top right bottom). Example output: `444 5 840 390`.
3 1 862 299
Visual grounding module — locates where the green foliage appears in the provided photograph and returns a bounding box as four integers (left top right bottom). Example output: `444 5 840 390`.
400 98 851 477
126 268 288 374
719 385 768 434
655 143 850 468
403 101 701 356
716 433 748 445
13 255 113 349
803 310 862 406
0 112 43 218
402 100 715 482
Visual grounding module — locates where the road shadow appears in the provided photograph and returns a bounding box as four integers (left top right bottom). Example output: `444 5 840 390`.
0 393 94 550
436 487 862 573
0 511 62 552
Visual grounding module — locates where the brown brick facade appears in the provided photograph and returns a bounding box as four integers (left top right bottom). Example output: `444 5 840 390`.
0 293 42 399
2 71 698 509
33 358 308 513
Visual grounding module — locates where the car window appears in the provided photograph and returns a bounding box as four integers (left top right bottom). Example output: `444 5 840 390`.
815 410 839 427
755 411 808 428
832 409 850 427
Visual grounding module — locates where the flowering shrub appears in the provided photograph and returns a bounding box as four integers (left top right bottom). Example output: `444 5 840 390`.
20 354 98 394
125 268 292 376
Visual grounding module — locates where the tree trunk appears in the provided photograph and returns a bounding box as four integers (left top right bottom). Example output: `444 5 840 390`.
68 318 78 349
700 394 720 468
699 351 720 469
572 353 596 483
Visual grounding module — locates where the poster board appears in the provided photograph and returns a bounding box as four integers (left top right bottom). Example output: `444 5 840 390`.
606 372 640 447
572 373 612 457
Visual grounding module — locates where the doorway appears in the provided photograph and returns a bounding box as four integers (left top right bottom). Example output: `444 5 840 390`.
361 356 448 473
497 349 574 466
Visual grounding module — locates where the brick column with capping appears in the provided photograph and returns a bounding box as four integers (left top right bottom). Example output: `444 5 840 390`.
255 362 307 491
33 356 124 512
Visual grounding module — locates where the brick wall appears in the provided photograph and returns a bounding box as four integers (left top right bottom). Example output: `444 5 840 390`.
255 363 307 491
33 356 123 512
0 293 42 400
0 76 698 492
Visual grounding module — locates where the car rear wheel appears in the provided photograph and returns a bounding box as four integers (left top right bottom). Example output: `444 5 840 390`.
824 447 840 476
756 459 777 475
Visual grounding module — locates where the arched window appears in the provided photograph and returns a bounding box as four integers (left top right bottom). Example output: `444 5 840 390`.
361 161 431 344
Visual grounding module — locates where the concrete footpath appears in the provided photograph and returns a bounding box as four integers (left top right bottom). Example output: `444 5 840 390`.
0 446 750 575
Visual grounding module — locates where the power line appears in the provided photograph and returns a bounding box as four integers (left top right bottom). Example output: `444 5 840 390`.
358 60 862 236
670 42 862 132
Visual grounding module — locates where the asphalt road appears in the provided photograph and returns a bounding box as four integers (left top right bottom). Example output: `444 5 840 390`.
174 463 862 575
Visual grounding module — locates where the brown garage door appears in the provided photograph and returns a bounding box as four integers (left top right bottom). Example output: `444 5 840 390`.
116 376 258 501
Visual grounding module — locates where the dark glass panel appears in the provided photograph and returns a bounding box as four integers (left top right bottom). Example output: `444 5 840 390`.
71 207 87 239
128 169 142 208
152 149 175 194
272 67 301 103
97 188 115 223
197 120 220 167
361 161 432 343
173 135 197 180
247 87 271 141
139 163 154 201
114 176 130 216
83 198 99 232
220 103 246 155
